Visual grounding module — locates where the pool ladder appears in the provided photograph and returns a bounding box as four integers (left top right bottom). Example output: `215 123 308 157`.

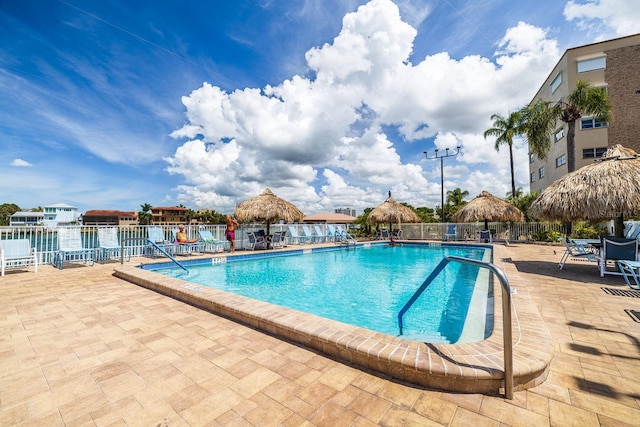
397 256 514 400
120 237 188 272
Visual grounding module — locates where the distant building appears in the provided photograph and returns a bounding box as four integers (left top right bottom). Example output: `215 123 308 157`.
9 211 45 226
151 206 189 224
303 213 357 223
42 203 80 226
334 208 356 217
82 210 138 226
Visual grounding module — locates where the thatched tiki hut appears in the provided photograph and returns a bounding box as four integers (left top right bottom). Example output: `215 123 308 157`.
451 190 524 230
528 144 640 237
367 192 420 233
233 188 304 235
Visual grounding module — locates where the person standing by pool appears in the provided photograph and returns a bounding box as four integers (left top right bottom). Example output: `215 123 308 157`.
226 215 240 252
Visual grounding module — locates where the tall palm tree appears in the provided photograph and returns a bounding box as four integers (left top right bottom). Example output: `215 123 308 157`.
445 188 469 219
483 111 524 200
138 203 153 225
523 80 612 172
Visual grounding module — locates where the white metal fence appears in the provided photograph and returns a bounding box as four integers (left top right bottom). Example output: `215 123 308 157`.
0 222 569 267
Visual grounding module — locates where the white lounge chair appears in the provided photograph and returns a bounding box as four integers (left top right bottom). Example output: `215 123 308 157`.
146 226 179 258
1 239 38 276
198 229 228 252
557 237 598 270
55 227 95 269
287 226 311 244
312 225 328 243
97 227 129 263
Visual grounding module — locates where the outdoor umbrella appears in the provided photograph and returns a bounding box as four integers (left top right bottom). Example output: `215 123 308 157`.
528 144 640 237
367 191 420 233
451 190 524 230
233 188 304 235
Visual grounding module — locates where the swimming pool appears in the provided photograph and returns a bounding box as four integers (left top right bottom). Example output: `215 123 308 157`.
152 243 492 344
114 240 553 395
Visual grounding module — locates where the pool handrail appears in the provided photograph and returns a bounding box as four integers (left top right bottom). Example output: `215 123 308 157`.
397 255 514 400
120 237 187 272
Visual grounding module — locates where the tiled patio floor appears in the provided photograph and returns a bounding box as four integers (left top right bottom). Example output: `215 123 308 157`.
1 243 640 426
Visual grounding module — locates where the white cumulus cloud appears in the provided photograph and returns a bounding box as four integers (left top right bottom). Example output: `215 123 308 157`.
11 158 33 167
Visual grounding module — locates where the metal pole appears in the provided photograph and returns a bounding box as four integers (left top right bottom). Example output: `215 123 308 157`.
424 146 461 222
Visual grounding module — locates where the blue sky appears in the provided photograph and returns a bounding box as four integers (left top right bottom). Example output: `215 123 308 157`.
2 0 639 215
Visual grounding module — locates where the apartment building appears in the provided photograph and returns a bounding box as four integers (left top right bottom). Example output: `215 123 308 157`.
151 206 189 224
529 33 640 194
82 210 138 226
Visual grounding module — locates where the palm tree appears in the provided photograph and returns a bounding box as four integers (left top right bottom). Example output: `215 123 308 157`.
445 188 469 219
138 203 153 225
523 80 611 172
484 111 524 199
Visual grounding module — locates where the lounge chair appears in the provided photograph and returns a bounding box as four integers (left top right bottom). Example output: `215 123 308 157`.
313 225 328 243
247 232 268 250
335 225 354 243
198 229 228 252
301 225 317 243
600 237 638 277
1 239 38 276
55 227 95 269
617 260 640 290
171 228 203 255
146 226 178 258
97 227 129 263
287 226 310 244
558 237 598 270
443 225 457 241
327 224 337 242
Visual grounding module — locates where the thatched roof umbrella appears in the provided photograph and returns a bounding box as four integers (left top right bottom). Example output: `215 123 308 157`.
451 190 524 230
528 144 640 237
367 192 420 233
233 188 304 235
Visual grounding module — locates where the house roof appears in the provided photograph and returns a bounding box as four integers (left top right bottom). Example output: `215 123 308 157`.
45 203 77 209
84 210 137 218
303 212 357 223
152 206 188 211
11 211 45 218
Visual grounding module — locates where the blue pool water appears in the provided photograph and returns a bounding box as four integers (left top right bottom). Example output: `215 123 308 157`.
154 243 492 343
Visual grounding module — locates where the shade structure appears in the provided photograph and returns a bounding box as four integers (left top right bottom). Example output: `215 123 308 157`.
528 144 640 237
367 192 420 226
451 190 524 230
233 188 304 235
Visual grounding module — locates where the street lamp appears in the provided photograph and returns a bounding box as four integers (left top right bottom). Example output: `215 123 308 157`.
424 146 461 222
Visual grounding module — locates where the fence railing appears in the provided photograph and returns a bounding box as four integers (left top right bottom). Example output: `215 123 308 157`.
0 222 566 266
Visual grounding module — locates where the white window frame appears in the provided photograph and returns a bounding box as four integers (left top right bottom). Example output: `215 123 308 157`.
580 117 608 130
577 56 606 73
556 154 566 168
554 128 565 142
550 72 562 93
538 167 545 179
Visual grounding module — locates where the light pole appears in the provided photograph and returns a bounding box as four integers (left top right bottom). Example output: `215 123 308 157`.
424 146 461 222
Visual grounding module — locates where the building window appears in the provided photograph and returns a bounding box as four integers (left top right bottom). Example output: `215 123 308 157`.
538 167 545 179
580 117 608 129
550 72 562 93
583 147 608 159
530 172 536 183
529 153 535 163
554 128 565 142
556 155 566 167
577 55 606 73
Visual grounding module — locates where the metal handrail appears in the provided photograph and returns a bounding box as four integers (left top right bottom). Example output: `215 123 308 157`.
397 255 514 399
121 237 187 272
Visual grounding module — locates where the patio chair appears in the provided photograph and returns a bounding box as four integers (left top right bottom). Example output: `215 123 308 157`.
55 227 95 269
478 230 492 243
97 227 129 263
1 239 38 276
198 229 228 252
301 225 317 243
392 229 403 239
247 232 268 250
376 230 390 240
600 237 638 277
443 225 457 241
617 260 640 290
558 237 598 270
270 231 286 249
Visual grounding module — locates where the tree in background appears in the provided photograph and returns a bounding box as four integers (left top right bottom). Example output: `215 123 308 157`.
523 80 611 172
445 188 469 220
0 203 21 226
138 203 153 225
484 111 525 199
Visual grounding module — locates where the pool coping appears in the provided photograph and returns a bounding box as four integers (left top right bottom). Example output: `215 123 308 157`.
113 242 553 396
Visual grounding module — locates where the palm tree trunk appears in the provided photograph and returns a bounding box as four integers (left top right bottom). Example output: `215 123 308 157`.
567 120 577 172
508 143 516 198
